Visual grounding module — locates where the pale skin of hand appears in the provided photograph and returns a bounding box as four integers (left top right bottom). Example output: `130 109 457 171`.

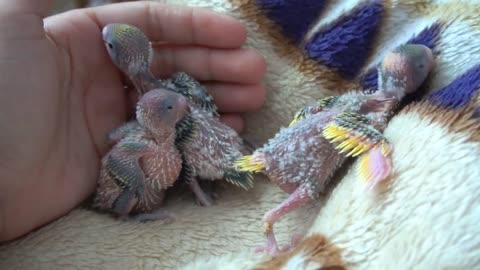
0 0 267 241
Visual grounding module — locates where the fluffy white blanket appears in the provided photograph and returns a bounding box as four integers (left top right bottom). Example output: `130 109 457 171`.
1 0 480 269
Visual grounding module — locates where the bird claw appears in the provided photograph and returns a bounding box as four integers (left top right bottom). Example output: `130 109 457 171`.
254 233 303 255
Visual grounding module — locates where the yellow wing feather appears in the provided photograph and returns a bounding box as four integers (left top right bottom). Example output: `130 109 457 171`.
322 112 389 158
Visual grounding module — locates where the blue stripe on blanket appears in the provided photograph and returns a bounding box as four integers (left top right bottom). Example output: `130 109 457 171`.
359 67 379 91
303 0 383 79
255 0 329 44
360 22 444 90
428 64 480 109
407 23 443 53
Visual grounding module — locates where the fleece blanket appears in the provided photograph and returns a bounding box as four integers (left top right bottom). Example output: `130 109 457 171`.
1 0 480 269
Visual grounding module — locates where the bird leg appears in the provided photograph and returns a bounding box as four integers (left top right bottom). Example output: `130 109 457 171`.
255 184 314 255
198 180 219 200
359 145 393 191
189 178 215 207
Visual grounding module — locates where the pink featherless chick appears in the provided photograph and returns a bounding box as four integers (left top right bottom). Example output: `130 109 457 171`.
235 44 435 254
92 89 189 222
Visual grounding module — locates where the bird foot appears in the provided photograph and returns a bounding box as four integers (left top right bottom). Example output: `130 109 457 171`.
191 180 218 207
194 190 217 207
289 233 304 248
254 233 303 255
254 244 281 255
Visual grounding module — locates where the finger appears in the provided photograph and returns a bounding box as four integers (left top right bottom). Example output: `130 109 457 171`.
86 1 246 48
126 80 266 114
0 0 53 18
204 83 266 113
128 85 247 132
152 45 267 84
219 114 244 133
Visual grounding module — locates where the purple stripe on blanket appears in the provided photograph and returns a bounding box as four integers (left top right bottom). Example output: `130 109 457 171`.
429 64 480 109
256 0 328 44
359 68 379 91
407 23 443 53
360 22 443 90
303 0 383 79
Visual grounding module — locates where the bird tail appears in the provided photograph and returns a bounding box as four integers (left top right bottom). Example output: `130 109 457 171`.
234 153 266 173
225 152 266 190
224 169 254 190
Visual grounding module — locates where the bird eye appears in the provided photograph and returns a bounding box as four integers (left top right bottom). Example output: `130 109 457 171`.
108 43 113 49
167 106 173 110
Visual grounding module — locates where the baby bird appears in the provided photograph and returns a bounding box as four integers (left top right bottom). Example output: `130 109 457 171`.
92 89 188 221
101 23 253 206
235 44 435 254
102 23 218 115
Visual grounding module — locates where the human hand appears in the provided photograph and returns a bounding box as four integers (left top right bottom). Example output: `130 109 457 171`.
0 0 266 241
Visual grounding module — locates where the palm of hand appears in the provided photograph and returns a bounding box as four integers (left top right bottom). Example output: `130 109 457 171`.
0 2 266 241
0 12 130 240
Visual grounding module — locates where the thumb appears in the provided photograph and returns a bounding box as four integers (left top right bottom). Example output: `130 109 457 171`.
0 0 54 18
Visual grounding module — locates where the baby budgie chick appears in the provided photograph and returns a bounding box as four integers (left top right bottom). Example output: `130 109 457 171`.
235 44 435 254
102 23 253 206
93 89 188 221
102 23 217 115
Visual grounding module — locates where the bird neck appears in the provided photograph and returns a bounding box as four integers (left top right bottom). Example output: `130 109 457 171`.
377 66 412 101
130 70 158 95
379 78 407 101
150 127 176 145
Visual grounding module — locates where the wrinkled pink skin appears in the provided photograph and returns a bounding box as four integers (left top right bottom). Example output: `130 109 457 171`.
93 89 188 222
363 146 393 191
252 44 434 255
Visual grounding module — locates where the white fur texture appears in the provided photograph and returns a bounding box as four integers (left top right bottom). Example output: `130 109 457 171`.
307 112 480 269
